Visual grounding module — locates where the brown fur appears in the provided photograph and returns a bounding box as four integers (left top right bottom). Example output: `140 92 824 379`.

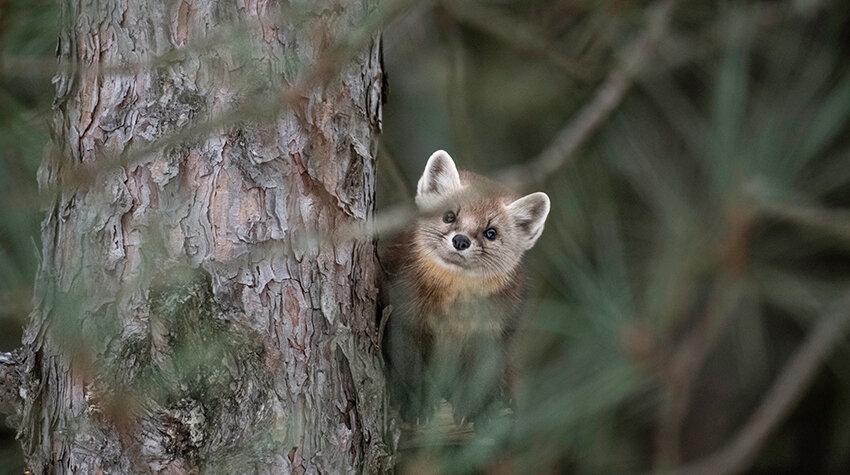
381 151 549 421
383 228 526 338
381 164 538 422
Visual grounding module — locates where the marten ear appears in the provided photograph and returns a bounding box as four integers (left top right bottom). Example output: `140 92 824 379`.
416 150 463 208
507 192 550 250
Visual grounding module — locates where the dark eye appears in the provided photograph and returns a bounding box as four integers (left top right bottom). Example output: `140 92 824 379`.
443 211 456 223
483 227 497 240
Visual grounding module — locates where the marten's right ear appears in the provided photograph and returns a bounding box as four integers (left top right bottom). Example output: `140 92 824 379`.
416 150 463 209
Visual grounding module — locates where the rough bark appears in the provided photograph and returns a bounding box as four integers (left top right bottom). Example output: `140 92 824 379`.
18 0 390 473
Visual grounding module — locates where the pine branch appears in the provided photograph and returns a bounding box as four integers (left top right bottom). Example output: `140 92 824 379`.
366 0 679 241
497 0 678 189
669 290 850 475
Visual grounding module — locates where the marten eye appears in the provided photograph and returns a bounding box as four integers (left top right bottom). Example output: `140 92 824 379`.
442 211 456 223
483 227 498 241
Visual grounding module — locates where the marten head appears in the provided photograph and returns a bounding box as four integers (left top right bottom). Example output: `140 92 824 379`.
413 150 550 279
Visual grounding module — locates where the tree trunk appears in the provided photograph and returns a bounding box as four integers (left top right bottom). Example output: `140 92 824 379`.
16 0 390 472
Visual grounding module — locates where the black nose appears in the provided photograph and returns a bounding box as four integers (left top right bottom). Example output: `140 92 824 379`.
452 234 471 251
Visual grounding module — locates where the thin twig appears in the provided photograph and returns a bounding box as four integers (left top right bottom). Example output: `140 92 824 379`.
654 205 754 468
362 0 678 242
669 289 850 475
2 26 244 78
41 0 421 202
654 274 747 469
443 1 600 84
31 0 673 244
757 197 850 244
496 0 678 189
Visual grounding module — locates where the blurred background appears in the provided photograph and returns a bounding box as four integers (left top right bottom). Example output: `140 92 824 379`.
0 0 57 472
3 0 850 473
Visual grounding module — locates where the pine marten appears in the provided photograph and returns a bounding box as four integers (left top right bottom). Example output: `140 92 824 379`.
382 150 550 423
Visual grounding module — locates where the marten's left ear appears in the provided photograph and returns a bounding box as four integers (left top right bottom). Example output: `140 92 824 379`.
507 192 550 250
416 150 463 209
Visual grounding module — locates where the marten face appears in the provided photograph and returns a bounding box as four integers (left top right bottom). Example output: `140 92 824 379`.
417 197 525 277
414 151 550 278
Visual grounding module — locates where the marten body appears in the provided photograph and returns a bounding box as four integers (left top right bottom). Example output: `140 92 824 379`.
382 151 550 422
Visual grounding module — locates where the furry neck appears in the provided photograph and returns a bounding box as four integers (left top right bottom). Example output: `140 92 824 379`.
411 244 511 313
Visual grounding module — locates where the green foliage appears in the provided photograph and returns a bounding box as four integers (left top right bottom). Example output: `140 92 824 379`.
381 0 850 472
2 0 850 472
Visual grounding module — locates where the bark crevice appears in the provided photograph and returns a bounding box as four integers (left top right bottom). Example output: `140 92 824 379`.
19 1 391 472
0 350 22 420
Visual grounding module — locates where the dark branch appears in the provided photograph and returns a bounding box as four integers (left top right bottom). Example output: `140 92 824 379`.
497 0 678 189
443 2 600 84
670 290 850 475
365 0 679 241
